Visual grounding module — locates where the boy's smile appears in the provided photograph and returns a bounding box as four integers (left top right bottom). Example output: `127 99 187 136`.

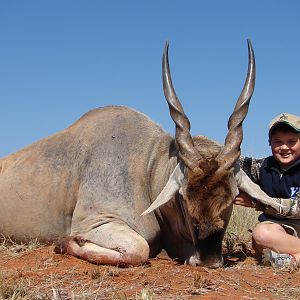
270 131 300 169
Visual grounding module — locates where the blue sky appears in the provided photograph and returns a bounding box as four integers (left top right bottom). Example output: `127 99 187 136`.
1 1 299 158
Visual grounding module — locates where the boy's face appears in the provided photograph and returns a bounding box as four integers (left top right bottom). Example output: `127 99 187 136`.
270 130 300 169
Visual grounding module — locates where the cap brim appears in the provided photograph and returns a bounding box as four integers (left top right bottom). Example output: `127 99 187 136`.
269 121 300 133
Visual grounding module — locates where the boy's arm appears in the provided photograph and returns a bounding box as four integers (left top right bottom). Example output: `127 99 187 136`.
235 166 300 218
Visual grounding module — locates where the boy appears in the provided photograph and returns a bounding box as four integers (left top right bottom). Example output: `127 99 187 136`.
235 112 300 268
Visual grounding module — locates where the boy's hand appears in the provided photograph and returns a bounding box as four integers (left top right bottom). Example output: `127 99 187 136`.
234 191 255 208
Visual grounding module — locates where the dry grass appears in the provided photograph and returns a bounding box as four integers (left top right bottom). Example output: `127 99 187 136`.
0 234 42 254
0 261 156 300
0 278 29 300
224 205 260 252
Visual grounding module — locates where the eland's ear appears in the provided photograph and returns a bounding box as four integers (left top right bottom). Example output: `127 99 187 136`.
141 163 184 216
235 166 285 210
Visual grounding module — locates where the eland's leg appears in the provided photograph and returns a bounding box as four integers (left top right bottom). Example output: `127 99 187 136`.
54 221 149 266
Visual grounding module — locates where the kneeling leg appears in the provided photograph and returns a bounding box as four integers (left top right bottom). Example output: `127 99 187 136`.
54 221 149 266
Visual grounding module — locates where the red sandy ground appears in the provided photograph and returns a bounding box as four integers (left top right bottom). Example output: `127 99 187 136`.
0 245 299 299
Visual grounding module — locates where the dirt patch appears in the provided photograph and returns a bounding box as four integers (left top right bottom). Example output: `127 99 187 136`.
0 245 299 299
